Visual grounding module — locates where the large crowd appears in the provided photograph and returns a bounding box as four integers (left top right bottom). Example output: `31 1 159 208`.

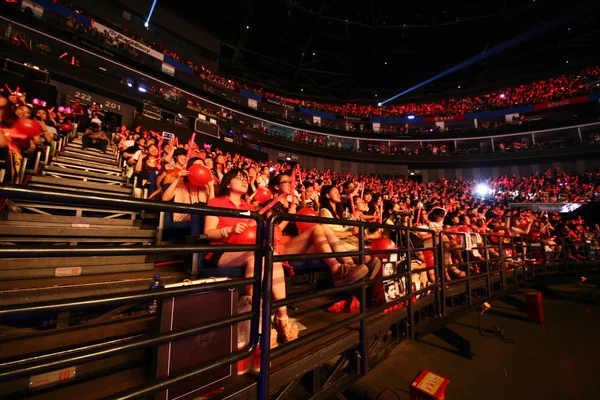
11 0 600 120
2 90 600 346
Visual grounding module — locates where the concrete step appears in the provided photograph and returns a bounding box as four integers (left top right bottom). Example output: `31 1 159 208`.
0 255 152 270
11 202 140 219
29 176 133 196
44 165 126 184
0 265 185 306
64 146 116 162
0 262 155 280
2 213 141 227
52 157 123 174
59 150 119 166
0 225 156 239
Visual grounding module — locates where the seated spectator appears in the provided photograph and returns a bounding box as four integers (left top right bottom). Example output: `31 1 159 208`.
204 169 298 344
82 122 108 153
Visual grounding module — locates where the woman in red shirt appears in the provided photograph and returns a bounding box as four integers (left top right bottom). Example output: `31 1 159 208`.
204 169 298 344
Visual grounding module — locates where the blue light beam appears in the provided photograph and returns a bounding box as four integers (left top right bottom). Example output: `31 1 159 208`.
144 0 158 27
378 2 596 107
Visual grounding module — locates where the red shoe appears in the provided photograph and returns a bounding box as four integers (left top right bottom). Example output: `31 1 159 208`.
327 299 348 313
345 296 360 313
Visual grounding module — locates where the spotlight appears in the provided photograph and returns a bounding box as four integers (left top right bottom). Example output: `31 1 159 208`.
407 115 415 120
499 93 506 99
377 102 382 107
127 82 133 88
475 183 492 198
138 86 147 93
144 21 149 28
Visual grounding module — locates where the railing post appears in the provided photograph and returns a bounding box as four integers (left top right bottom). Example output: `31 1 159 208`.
432 232 442 317
439 232 447 317
512 237 519 287
258 220 274 400
484 234 491 297
465 233 472 306
499 239 506 292
358 227 368 376
250 216 264 367
405 228 414 339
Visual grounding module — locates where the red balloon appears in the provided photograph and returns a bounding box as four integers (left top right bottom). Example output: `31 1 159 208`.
228 225 257 245
13 119 42 138
296 208 318 232
188 164 212 185
60 122 73 132
253 187 272 203
370 238 398 259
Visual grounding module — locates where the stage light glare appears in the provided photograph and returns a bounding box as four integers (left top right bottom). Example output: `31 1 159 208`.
475 183 492 197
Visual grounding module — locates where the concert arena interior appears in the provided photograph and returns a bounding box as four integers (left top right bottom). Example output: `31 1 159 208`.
1 0 600 399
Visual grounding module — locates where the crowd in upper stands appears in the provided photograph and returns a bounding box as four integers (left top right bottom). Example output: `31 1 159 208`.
11 0 600 120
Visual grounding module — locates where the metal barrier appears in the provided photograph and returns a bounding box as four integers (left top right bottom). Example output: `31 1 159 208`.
258 213 443 398
1 184 599 399
0 184 264 400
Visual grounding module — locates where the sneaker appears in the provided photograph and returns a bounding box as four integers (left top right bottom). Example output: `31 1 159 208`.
332 263 369 287
366 257 382 280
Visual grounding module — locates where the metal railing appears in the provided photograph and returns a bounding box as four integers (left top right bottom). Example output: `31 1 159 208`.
0 184 264 400
0 185 598 399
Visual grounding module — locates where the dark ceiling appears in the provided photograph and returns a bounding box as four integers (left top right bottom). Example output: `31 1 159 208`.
163 0 600 104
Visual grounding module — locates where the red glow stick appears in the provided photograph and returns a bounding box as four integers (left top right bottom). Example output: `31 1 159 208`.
349 195 356 219
183 132 196 169
379 201 383 224
258 193 286 215
415 205 422 225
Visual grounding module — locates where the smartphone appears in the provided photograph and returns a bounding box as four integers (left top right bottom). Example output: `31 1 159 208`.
162 131 174 140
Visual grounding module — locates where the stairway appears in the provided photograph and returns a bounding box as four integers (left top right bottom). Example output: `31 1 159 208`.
0 136 185 303
28 138 133 197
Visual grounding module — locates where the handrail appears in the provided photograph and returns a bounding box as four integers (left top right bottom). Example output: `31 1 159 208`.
258 212 441 398
0 184 259 218
0 184 266 400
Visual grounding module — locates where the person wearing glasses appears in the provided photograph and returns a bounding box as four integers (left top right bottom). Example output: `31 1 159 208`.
204 169 298 345
266 173 369 287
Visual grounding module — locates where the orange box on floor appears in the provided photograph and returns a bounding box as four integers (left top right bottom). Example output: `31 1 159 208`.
409 369 450 400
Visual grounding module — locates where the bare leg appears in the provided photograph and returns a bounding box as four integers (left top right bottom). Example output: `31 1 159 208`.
218 251 288 317
285 224 351 274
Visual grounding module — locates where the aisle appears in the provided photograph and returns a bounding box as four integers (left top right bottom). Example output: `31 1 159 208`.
346 292 600 400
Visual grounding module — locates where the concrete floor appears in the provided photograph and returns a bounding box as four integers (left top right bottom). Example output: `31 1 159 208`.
346 293 600 400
